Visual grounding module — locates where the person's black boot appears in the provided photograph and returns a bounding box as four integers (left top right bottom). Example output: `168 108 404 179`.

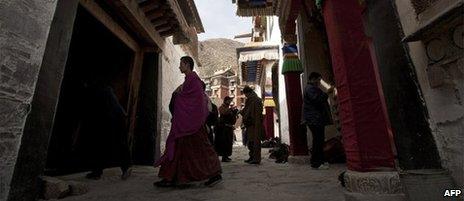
204 175 222 187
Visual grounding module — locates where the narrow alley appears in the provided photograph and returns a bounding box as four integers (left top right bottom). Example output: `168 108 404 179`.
50 145 345 201
1 0 463 201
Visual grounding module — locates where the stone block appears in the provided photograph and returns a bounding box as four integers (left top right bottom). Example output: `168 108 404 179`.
344 170 403 194
68 181 88 196
400 169 459 201
40 176 70 200
343 171 407 201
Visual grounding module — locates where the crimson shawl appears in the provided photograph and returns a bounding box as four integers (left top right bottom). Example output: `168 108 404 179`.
155 72 208 166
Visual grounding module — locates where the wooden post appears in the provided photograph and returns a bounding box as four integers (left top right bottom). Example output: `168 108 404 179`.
127 51 145 149
282 42 309 156
322 0 395 171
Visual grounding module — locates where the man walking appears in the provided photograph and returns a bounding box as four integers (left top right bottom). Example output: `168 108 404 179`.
241 86 265 165
154 56 222 187
302 72 333 169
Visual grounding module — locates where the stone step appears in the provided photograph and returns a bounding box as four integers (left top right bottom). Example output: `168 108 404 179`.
400 169 460 201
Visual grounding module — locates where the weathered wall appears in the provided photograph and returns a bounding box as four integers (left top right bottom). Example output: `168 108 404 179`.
0 0 58 200
159 37 194 153
394 0 464 187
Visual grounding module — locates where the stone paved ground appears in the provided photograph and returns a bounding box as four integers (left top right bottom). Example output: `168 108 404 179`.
53 145 346 201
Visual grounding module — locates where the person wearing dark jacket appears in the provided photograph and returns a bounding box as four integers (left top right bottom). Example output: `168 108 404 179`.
206 103 219 144
241 86 265 164
302 72 333 169
214 96 238 162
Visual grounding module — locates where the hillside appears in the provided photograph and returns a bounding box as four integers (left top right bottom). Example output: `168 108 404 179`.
197 38 244 77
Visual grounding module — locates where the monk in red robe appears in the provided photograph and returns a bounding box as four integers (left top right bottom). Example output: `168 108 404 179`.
154 56 222 187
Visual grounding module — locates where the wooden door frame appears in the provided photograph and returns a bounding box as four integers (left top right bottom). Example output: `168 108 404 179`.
80 0 152 147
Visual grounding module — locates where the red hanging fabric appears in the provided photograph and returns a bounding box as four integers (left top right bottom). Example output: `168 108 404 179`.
322 0 395 171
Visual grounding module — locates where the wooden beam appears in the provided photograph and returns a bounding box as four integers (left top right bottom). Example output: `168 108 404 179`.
126 51 144 147
155 24 172 32
141 1 161 13
110 0 165 48
151 18 169 27
166 0 189 31
80 0 140 51
160 28 176 36
146 9 165 20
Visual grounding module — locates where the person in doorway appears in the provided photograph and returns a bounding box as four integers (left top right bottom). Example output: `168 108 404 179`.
241 86 265 164
302 72 333 170
154 56 222 187
215 96 238 162
81 80 132 180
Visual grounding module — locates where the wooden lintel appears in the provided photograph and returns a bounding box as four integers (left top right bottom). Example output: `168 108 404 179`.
143 46 160 52
160 28 176 37
155 22 173 29
146 10 165 21
151 18 169 27
166 0 189 29
110 0 165 48
156 24 172 33
165 0 190 38
140 1 162 13
80 0 140 51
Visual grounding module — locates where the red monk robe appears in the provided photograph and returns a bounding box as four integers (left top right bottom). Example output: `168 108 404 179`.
154 64 221 186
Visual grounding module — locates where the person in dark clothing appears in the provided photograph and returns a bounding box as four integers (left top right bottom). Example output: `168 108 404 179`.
302 72 333 169
207 103 219 144
201 81 218 145
81 82 132 180
214 96 238 162
241 128 247 147
241 86 265 164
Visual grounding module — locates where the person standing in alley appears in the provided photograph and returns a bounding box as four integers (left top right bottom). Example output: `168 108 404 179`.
154 56 222 187
302 72 333 170
241 86 265 164
215 96 238 162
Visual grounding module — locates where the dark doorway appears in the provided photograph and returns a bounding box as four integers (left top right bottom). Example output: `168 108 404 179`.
132 53 160 165
45 6 134 175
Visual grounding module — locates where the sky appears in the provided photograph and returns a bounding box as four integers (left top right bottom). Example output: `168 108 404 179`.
194 0 252 42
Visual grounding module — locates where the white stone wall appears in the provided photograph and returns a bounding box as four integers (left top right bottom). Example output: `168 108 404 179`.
268 17 290 145
394 0 464 187
159 37 196 153
0 0 58 199
264 16 290 144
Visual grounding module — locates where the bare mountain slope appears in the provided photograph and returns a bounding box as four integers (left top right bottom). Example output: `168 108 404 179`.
197 38 244 77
